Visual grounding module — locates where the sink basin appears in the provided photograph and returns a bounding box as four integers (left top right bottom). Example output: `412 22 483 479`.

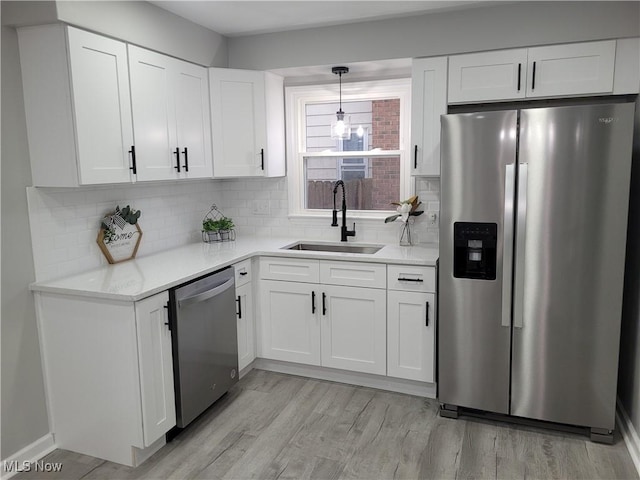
283 242 384 255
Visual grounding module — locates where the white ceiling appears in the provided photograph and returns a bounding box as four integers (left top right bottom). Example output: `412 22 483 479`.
149 1 490 37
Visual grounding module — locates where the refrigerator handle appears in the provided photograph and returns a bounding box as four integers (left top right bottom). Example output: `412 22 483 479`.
501 163 516 328
513 163 528 329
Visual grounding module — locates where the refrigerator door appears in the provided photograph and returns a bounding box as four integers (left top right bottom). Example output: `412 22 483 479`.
511 103 635 430
439 110 517 414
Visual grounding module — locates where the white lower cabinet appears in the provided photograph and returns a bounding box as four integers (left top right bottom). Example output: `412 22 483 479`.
259 257 387 376
35 291 175 467
387 290 435 382
386 265 436 383
260 280 321 365
321 285 386 375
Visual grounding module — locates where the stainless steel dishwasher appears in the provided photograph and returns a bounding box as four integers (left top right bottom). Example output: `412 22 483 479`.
169 266 238 428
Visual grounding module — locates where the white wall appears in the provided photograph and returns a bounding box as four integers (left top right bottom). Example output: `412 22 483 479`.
1 21 50 461
228 2 640 71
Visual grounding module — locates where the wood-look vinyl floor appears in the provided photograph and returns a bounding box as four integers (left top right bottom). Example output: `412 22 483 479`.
16 369 638 480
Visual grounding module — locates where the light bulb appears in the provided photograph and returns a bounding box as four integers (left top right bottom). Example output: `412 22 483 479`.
335 120 346 136
356 125 364 137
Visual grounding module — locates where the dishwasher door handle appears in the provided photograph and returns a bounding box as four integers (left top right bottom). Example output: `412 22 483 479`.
178 277 235 308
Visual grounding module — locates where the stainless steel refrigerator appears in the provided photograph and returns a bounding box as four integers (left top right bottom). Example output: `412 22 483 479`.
438 102 635 442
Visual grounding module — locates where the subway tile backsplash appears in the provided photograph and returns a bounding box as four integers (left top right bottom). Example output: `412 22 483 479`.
27 181 223 282
27 176 439 281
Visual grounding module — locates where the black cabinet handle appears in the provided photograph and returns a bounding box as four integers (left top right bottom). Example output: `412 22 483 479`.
414 145 418 169
517 63 522 91
163 302 171 330
174 148 181 172
312 291 316 314
129 146 137 175
260 148 265 170
182 147 189 172
322 292 327 316
531 61 536 90
397 277 424 283
236 295 242 319
239 271 248 276
426 301 430 327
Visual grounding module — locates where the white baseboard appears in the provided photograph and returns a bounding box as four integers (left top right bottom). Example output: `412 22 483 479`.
617 398 640 478
254 358 437 398
1 433 56 480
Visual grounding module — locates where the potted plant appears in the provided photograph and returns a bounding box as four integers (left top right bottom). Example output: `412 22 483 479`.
202 218 220 241
214 217 235 240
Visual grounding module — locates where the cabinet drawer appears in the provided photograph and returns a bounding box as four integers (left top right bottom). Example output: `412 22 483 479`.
387 265 435 292
260 257 319 283
320 261 386 289
234 259 252 287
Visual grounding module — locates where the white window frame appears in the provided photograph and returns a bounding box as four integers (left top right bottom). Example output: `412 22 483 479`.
285 78 412 219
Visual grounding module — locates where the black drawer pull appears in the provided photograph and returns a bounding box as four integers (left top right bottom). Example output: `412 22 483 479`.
236 295 242 319
414 145 418 169
239 271 248 276
532 61 536 90
397 277 424 283
322 292 327 315
312 291 316 314
517 63 522 91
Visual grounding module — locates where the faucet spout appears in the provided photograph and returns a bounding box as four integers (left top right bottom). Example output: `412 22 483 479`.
331 180 356 242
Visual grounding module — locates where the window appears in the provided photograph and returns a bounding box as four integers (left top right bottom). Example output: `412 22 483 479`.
286 79 411 217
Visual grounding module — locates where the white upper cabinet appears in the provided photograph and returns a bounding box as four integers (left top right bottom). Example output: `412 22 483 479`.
525 41 616 98
209 68 285 178
448 49 528 103
18 25 135 186
411 57 448 176
128 46 212 181
448 41 617 103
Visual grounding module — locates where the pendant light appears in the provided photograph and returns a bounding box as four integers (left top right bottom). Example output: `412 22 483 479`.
331 66 351 140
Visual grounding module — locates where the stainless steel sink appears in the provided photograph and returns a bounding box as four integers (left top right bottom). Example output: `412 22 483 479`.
283 242 384 255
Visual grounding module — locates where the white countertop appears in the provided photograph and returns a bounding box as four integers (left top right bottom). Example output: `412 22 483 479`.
30 237 439 302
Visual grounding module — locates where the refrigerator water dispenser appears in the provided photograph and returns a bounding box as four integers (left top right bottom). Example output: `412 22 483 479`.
453 222 497 280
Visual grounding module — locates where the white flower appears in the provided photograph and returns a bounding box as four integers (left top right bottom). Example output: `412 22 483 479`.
397 202 411 222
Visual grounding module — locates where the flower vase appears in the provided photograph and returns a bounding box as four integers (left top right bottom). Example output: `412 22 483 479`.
399 221 413 246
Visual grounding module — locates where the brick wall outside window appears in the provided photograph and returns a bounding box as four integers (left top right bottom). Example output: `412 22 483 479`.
371 99 400 210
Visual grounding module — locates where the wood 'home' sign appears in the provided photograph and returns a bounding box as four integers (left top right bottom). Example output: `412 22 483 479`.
97 206 142 264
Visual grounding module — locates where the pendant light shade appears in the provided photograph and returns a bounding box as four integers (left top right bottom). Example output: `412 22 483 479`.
331 66 351 140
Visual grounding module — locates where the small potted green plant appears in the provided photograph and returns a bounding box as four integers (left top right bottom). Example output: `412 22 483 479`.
214 217 235 241
202 218 219 242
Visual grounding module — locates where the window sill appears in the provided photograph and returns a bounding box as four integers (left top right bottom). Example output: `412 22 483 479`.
288 211 393 224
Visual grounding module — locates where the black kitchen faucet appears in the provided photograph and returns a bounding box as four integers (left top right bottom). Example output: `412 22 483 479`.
331 180 356 242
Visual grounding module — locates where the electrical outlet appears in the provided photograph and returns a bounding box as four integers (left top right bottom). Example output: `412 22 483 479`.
253 200 270 215
426 211 438 226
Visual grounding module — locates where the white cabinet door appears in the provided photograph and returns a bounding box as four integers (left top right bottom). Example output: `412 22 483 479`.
411 57 448 176
448 49 528 103
321 285 386 375
260 280 320 365
387 290 435 383
128 46 178 181
18 25 135 186
209 68 285 178
526 41 616 98
174 62 213 179
135 292 176 447
129 46 213 181
67 27 135 185
236 282 255 371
